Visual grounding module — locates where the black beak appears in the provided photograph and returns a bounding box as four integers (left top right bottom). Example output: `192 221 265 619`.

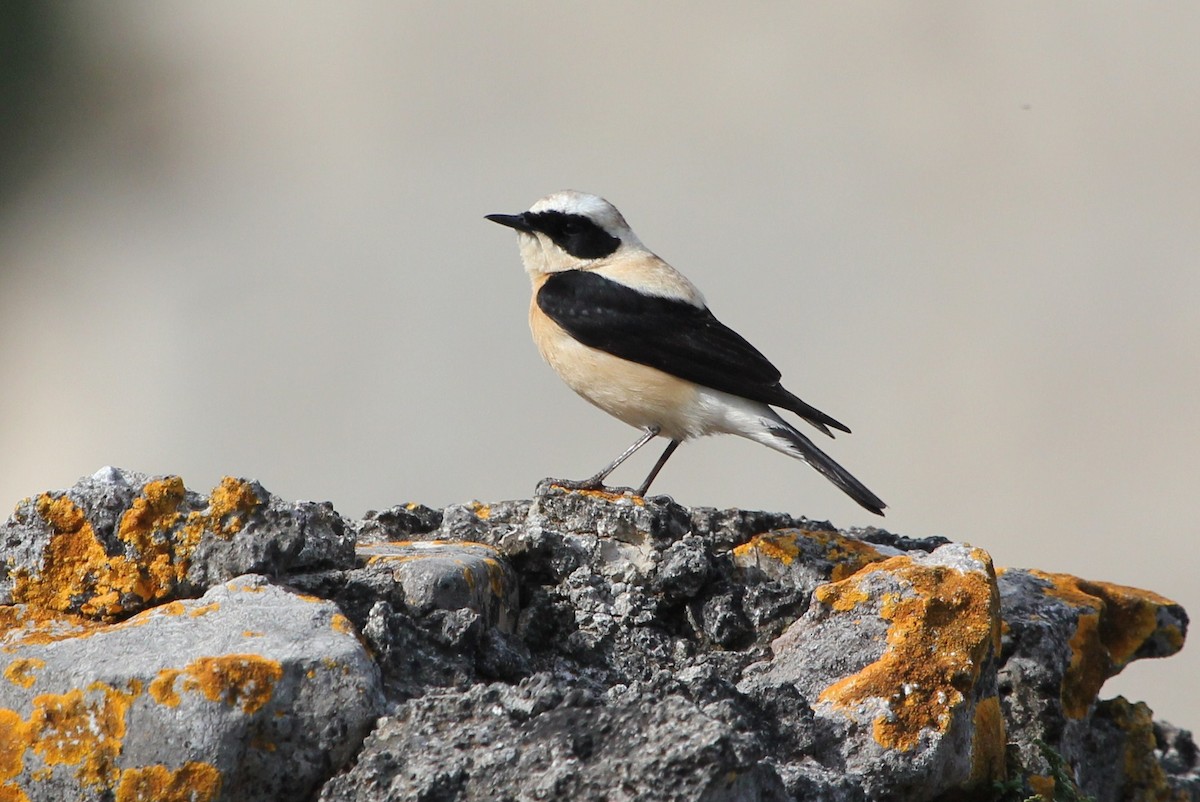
485 212 533 233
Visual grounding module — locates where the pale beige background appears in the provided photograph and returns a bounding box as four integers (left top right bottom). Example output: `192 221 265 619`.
2 4 1197 728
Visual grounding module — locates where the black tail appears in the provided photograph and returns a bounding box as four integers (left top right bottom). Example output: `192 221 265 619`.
766 419 886 516
774 387 852 438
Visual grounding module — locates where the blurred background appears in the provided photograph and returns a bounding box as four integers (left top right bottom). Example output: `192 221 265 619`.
1 3 1197 726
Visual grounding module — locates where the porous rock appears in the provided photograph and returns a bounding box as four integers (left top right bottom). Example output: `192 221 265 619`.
739 544 1005 798
1 469 1196 801
0 575 382 802
0 466 352 620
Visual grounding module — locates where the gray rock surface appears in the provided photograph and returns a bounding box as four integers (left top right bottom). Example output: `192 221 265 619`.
0 574 382 802
0 469 1196 801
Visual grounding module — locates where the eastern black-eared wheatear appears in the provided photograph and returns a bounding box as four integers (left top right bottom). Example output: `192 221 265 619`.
486 190 886 515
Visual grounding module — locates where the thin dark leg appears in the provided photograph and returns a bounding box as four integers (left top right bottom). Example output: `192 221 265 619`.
635 439 680 497
553 427 661 490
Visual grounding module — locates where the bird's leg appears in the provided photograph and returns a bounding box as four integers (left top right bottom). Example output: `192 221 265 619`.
635 439 680 497
552 426 661 492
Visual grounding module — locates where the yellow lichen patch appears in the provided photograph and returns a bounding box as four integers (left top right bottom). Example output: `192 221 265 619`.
1062 612 1103 718
14 483 199 620
0 608 23 637
158 601 187 616
175 477 261 559
813 579 872 613
1031 571 1183 663
470 502 491 520
187 604 220 618
148 669 183 707
822 533 888 581
181 655 282 715
29 682 134 788
241 631 263 638
1029 570 1184 718
0 709 33 781
3 659 45 689
202 477 261 538
331 614 354 635
733 529 885 581
551 485 645 505
0 607 95 652
115 478 187 600
13 494 121 617
0 783 28 802
115 761 222 802
733 532 800 565
969 696 1006 784
817 555 999 752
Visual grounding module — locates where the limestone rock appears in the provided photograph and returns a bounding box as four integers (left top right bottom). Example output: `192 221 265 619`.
0 575 382 802
739 544 1005 799
1 469 1195 801
0 467 353 620
318 678 789 802
997 567 1192 799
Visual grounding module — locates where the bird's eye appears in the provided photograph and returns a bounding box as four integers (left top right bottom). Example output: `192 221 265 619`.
561 220 581 235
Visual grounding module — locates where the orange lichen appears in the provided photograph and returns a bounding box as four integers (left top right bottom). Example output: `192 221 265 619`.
817 553 1000 752
115 478 187 601
0 783 29 802
187 604 220 618
733 532 800 565
0 709 33 781
551 485 645 505
13 494 123 617
825 534 889 581
29 682 134 788
1062 612 1103 718
199 477 261 539
0 606 94 652
148 669 183 707
180 655 282 715
733 529 885 581
969 696 1007 784
470 502 491 520
114 761 222 802
331 614 354 634
1027 570 1183 719
3 659 44 690
813 581 872 613
12 478 263 620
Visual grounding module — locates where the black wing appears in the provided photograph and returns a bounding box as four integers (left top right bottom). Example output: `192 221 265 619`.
537 270 849 435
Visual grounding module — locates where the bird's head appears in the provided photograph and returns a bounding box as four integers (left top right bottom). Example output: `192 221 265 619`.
486 190 645 276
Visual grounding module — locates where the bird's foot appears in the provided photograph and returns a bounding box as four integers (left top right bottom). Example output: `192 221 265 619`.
539 477 641 499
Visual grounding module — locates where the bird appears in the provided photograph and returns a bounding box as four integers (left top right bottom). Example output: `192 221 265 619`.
486 190 886 515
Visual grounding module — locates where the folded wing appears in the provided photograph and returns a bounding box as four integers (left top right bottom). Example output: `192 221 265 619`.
537 270 849 436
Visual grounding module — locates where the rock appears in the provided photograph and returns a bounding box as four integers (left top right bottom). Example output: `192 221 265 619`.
739 544 1005 799
0 575 383 802
1 468 1196 801
317 679 789 802
0 467 353 620
996 567 1192 799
